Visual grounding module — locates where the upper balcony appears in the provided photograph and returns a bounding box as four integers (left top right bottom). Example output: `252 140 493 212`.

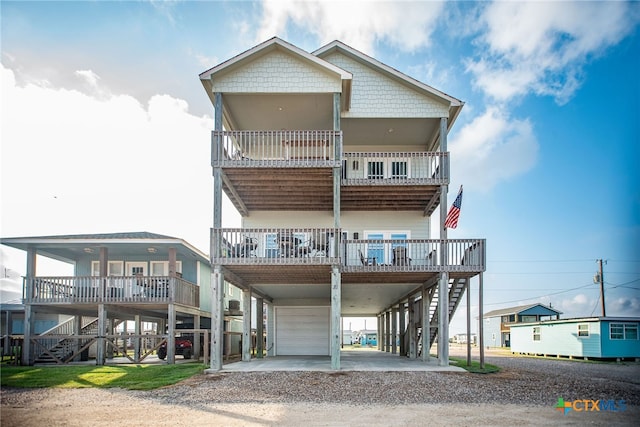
23 275 200 311
212 130 449 216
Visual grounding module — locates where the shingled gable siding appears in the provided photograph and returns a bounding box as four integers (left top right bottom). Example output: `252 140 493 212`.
322 52 449 118
212 51 341 93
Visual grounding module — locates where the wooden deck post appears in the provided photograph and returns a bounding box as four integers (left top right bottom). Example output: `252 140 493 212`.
438 272 450 366
266 303 275 357
408 296 416 359
97 304 106 366
399 302 406 356
193 314 201 359
422 286 431 362
438 116 450 367
22 247 37 365
209 268 225 370
391 307 398 354
384 311 391 352
256 297 264 358
330 265 341 370
167 304 176 363
134 314 141 363
242 288 252 361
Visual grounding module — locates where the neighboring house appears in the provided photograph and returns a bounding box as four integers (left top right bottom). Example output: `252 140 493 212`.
356 330 378 347
0 232 240 365
510 317 640 360
202 37 486 369
483 303 562 348
452 333 477 345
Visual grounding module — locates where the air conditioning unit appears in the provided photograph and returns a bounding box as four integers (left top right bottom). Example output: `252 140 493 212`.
228 300 240 311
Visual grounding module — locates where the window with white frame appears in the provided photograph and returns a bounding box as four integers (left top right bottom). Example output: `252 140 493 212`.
533 327 541 341
149 261 182 276
364 231 409 265
91 261 124 276
577 323 589 337
366 158 410 180
610 323 638 340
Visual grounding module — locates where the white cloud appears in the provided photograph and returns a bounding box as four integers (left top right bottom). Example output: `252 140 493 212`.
608 296 640 317
467 1 639 104
559 293 595 317
256 0 445 55
449 107 538 191
0 64 234 253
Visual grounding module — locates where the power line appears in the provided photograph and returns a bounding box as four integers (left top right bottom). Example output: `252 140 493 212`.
483 283 595 306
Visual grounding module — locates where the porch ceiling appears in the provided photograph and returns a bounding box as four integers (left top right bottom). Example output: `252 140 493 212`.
341 185 441 213
222 94 443 149
222 167 335 212
223 93 334 131
221 265 436 316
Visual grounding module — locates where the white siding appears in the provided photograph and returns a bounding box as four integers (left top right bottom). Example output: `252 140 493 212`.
276 307 330 356
213 51 341 93
322 52 449 118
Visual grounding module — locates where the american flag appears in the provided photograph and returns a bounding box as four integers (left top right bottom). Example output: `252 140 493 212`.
444 185 463 229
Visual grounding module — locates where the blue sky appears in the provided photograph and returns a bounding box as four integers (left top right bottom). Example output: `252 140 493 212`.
1 1 639 333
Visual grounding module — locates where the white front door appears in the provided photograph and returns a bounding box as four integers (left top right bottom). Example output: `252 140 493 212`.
126 262 147 276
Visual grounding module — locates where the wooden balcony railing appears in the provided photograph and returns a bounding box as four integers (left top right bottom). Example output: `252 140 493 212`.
342 238 485 272
341 152 449 184
211 228 485 272
211 228 341 264
24 276 199 308
212 130 341 167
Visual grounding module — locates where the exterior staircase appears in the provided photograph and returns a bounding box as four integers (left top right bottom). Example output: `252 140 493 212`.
34 317 99 363
416 277 468 357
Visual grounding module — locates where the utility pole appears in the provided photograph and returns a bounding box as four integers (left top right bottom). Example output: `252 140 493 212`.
597 259 606 317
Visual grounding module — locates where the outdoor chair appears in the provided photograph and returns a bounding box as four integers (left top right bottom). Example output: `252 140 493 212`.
393 247 411 266
359 249 377 266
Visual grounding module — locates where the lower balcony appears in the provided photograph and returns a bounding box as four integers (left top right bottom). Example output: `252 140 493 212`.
212 228 485 285
24 276 200 308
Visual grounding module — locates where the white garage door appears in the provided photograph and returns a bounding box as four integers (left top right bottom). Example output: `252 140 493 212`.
276 307 330 356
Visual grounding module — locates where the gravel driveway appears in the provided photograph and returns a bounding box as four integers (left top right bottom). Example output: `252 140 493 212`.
2 348 639 426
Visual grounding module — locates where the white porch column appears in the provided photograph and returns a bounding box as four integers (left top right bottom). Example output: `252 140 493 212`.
408 296 416 359
134 315 141 363
22 247 37 365
438 116 450 367
97 304 106 366
391 307 398 354
398 303 406 356
330 266 341 370
384 311 391 352
438 272 450 366
256 297 264 358
266 302 275 357
210 266 224 370
422 287 431 362
242 288 252 361
193 314 201 359
167 304 176 363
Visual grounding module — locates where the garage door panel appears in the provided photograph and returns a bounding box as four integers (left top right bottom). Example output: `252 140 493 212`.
276 307 329 356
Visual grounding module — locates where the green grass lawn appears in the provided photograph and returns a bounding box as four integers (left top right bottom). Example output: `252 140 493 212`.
0 363 206 390
449 356 500 374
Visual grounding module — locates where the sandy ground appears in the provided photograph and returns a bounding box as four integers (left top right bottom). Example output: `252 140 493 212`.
2 391 638 427
2 346 638 426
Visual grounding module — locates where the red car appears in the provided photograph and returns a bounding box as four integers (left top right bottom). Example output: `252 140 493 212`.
157 338 193 360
